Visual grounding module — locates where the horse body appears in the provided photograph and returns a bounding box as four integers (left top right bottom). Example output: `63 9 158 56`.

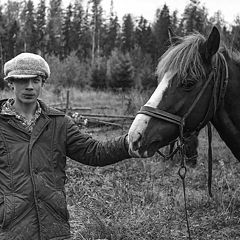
212 53 240 159
128 26 240 161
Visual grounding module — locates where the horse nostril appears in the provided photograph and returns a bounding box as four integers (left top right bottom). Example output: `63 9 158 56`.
132 132 142 151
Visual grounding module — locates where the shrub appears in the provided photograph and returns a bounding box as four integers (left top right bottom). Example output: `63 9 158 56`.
107 49 134 90
45 52 91 88
91 58 107 89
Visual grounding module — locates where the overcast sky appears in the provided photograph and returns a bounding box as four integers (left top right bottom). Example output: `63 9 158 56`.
2 0 239 25
99 0 240 25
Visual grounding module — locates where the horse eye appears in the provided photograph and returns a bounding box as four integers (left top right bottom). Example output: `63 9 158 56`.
182 79 196 90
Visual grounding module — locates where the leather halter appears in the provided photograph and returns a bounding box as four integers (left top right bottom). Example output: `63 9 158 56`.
138 52 229 141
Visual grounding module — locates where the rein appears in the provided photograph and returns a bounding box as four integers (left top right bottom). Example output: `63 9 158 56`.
137 53 229 239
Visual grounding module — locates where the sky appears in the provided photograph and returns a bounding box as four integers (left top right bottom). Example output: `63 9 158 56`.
98 0 240 25
1 0 240 25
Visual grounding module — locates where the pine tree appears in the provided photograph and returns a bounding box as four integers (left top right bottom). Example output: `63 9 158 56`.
181 0 207 34
121 14 135 52
72 0 84 54
22 0 37 53
80 2 92 59
62 3 73 58
152 4 171 62
90 0 103 66
46 0 62 57
36 0 46 56
135 16 153 54
0 6 6 88
91 57 107 89
103 0 119 56
107 49 134 90
231 16 240 51
4 0 21 58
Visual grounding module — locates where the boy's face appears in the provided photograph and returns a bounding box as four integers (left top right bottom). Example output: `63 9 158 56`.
10 76 43 105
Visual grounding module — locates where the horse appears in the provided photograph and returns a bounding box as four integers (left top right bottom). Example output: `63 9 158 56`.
128 26 240 164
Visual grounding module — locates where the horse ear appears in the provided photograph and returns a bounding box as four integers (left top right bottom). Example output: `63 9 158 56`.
168 27 177 45
201 26 220 62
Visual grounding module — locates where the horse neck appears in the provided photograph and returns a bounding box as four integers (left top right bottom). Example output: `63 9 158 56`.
212 55 240 160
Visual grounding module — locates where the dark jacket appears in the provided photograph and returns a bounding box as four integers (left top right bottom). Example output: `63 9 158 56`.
0 99 130 240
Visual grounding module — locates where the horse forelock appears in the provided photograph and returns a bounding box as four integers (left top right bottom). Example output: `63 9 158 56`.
156 33 207 85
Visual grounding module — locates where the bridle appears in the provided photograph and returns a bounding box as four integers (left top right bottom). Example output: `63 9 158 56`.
137 52 229 239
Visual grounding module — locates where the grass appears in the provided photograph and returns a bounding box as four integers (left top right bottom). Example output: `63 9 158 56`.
66 127 240 240
2 87 240 239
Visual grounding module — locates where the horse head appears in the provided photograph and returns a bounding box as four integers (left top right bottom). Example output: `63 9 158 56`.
128 26 227 157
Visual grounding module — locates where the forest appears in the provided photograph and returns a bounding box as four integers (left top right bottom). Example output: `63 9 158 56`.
0 0 240 90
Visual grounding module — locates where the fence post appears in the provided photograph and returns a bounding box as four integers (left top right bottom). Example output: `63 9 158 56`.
66 89 70 114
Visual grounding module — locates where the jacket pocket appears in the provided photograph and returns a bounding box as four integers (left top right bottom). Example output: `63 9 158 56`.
0 194 30 230
44 189 69 222
1 193 14 229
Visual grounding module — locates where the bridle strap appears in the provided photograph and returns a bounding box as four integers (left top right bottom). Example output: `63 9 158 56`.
217 52 229 107
181 70 215 128
138 105 182 125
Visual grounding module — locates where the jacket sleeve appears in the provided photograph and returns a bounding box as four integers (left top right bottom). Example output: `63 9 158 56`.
65 116 131 166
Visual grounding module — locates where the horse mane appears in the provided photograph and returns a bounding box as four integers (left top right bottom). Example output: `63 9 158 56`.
156 33 207 85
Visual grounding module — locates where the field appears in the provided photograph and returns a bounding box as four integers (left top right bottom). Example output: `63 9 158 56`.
2 87 240 240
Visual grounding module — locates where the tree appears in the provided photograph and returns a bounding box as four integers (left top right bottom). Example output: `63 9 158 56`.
62 3 73 58
0 6 6 88
91 57 107 89
209 10 225 30
46 0 62 57
107 49 134 90
22 0 37 52
181 0 207 34
3 0 21 59
130 46 155 90
90 0 103 66
79 2 92 60
36 0 47 56
171 10 183 36
152 4 171 63
121 14 135 52
71 0 84 55
135 16 153 55
231 16 240 51
103 0 119 56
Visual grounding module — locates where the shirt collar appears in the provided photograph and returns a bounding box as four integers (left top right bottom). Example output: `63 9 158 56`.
1 98 42 117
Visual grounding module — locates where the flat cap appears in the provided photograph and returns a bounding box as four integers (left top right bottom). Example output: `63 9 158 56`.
4 53 50 80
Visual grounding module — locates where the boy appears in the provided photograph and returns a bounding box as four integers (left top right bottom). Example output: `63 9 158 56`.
0 53 131 239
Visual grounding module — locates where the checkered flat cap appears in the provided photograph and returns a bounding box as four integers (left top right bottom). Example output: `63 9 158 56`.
4 53 50 80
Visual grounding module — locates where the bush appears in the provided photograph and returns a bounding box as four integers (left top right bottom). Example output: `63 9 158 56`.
45 52 91 88
130 47 157 90
91 58 107 89
107 49 134 90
